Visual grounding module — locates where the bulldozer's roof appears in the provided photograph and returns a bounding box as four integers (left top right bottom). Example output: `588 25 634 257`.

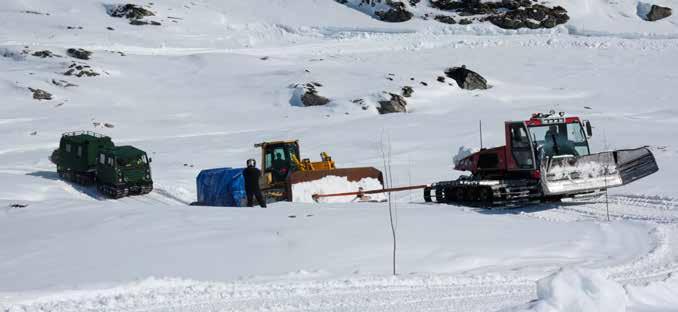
254 140 299 148
104 145 146 158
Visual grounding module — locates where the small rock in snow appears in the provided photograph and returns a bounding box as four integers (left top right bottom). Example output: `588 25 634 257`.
67 48 92 60
444 65 488 90
28 88 52 100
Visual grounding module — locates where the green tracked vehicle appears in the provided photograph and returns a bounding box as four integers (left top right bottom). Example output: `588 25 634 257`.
50 131 153 198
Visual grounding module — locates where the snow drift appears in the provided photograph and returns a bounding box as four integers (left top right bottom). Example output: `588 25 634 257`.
507 267 628 312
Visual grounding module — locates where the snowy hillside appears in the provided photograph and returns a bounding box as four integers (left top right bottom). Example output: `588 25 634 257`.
2 0 678 311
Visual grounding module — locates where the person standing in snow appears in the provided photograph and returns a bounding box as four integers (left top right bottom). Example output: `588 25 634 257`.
243 159 267 208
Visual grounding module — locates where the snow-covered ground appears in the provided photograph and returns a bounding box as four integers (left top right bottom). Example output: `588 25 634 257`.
2 0 678 311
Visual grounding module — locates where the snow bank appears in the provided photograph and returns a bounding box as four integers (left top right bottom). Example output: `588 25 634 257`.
292 176 386 203
508 267 628 312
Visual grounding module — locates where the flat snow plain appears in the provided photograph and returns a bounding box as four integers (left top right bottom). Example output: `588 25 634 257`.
1 0 678 311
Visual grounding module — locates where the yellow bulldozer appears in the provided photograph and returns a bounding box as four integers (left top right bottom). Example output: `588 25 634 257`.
254 140 383 202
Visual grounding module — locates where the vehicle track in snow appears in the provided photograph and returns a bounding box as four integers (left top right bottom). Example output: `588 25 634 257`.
2 274 537 312
521 194 678 286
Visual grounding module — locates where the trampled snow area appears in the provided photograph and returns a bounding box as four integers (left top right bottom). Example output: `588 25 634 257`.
1 0 678 311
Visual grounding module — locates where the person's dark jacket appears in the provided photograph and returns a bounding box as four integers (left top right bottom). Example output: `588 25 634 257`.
243 166 261 192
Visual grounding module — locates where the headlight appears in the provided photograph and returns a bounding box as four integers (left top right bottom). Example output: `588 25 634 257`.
145 174 151 180
118 178 123 183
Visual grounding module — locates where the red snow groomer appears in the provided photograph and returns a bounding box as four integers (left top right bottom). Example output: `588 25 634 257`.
424 112 659 206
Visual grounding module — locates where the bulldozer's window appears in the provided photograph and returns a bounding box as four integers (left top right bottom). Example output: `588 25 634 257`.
265 146 291 183
509 124 535 169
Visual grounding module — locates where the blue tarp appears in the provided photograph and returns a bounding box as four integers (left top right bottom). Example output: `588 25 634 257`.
196 167 246 207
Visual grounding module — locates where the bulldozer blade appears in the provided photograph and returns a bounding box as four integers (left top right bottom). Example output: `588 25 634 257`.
541 147 658 196
286 167 384 201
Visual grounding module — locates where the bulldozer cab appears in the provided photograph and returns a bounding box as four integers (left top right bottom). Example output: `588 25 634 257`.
256 141 301 183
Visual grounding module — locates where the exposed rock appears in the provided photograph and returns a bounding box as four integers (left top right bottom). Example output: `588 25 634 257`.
444 65 488 90
129 20 162 26
63 63 100 77
104 123 115 128
488 5 569 29
28 88 52 100
434 15 457 24
437 76 446 83
67 48 92 60
646 5 672 21
107 4 155 20
32 50 56 58
375 2 414 22
292 83 330 106
402 86 414 97
420 81 428 86
52 79 78 88
431 0 569 29
378 93 407 114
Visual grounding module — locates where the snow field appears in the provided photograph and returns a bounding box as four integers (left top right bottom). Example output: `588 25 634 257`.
1 0 678 311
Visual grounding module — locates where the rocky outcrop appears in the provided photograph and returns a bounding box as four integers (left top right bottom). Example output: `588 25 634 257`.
292 82 330 107
335 0 413 23
28 88 52 100
402 86 414 97
378 93 407 114
375 2 414 22
430 0 569 29
64 63 100 77
107 4 161 25
67 48 92 60
444 65 488 90
646 5 672 21
108 4 155 19
32 50 56 58
434 15 457 24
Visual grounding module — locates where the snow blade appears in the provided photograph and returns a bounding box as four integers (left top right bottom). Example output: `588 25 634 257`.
615 147 659 185
541 147 658 196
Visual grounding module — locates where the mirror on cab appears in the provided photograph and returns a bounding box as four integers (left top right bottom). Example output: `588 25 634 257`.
583 120 593 138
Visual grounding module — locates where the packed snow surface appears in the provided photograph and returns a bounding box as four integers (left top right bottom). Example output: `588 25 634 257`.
292 176 386 203
1 0 678 311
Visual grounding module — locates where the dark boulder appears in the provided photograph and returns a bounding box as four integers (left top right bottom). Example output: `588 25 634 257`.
402 86 414 97
293 83 330 106
32 50 56 58
28 88 52 100
108 4 155 20
444 65 488 90
435 15 457 24
67 48 92 60
375 2 414 22
378 93 408 114
646 5 672 21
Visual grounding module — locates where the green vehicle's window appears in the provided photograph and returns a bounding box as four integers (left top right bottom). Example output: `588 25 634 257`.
77 146 83 158
117 155 148 167
107 157 114 167
65 144 72 152
99 154 105 164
